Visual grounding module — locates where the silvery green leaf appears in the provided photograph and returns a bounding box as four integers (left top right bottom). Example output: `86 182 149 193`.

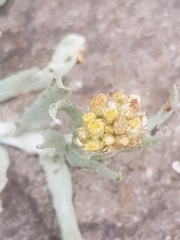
15 78 72 135
0 35 85 103
64 133 73 144
1 132 43 155
142 126 170 146
0 68 39 102
40 154 83 240
0 145 10 192
15 35 85 135
49 34 85 77
148 84 179 132
0 121 17 138
37 129 66 156
30 67 55 88
49 99 83 131
0 145 10 212
0 0 7 7
66 145 122 181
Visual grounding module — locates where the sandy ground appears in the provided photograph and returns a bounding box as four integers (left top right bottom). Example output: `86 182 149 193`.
0 0 180 239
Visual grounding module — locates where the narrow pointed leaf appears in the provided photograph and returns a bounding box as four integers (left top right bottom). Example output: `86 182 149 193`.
0 35 85 103
148 84 179 132
142 126 170 147
1 132 43 155
66 145 122 181
0 68 39 102
0 145 10 192
40 154 83 240
15 78 72 135
49 34 85 77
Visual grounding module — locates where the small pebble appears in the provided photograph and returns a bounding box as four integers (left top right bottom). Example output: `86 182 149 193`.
172 161 180 174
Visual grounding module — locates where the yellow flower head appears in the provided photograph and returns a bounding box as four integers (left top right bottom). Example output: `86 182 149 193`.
74 91 147 154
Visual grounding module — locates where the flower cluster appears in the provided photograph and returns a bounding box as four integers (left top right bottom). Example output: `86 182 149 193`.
74 92 148 154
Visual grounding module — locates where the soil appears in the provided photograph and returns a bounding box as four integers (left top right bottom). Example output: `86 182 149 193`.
0 0 180 240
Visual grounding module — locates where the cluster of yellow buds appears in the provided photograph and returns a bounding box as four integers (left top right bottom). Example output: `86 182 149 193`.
73 92 148 155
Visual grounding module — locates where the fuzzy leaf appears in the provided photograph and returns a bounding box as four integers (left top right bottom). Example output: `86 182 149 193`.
37 129 66 156
30 67 55 88
0 0 7 7
66 145 122 181
40 154 83 240
0 35 85 103
148 84 179 132
0 121 17 138
49 99 83 131
49 34 85 77
15 78 72 135
13 34 85 135
0 132 44 155
0 145 10 192
0 145 10 212
0 68 39 102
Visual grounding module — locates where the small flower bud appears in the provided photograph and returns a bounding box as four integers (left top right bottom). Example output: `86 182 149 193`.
113 117 128 135
126 128 143 141
115 136 129 147
87 119 104 139
82 112 96 126
85 140 103 152
103 144 116 155
107 100 117 109
73 137 84 148
104 125 114 135
102 134 115 146
111 92 126 103
76 127 88 143
129 95 141 112
90 93 108 117
142 115 148 128
103 109 119 124
128 117 141 129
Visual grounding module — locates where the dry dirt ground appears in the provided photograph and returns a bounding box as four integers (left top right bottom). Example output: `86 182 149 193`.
0 0 180 240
